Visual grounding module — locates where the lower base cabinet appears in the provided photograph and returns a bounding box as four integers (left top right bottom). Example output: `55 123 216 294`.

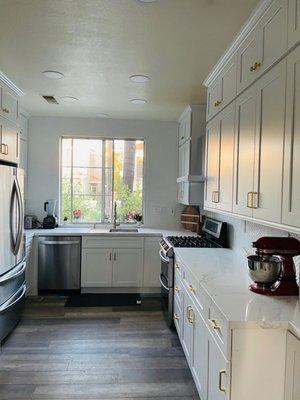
112 248 143 287
81 248 113 287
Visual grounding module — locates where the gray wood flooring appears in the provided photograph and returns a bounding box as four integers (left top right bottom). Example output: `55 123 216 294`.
0 296 199 400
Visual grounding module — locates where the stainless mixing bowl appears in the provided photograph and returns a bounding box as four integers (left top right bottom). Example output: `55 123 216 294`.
247 255 283 284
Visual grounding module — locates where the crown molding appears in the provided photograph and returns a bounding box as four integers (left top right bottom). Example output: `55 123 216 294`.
178 104 206 122
0 70 24 96
203 0 273 87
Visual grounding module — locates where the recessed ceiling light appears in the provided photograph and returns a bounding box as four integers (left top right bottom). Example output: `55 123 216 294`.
138 0 157 2
96 113 109 118
42 70 65 79
61 96 78 102
130 75 150 83
130 99 147 105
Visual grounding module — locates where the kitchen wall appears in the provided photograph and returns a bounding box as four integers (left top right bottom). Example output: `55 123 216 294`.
26 116 182 228
207 211 300 257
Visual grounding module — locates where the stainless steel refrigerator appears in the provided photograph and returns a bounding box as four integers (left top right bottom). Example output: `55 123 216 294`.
0 164 26 343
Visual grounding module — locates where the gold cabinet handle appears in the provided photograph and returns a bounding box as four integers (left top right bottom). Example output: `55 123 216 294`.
219 369 227 393
212 191 219 203
189 284 196 293
252 191 259 209
2 108 9 114
173 313 179 320
187 306 194 324
214 100 222 107
208 318 221 331
250 61 261 72
175 285 179 292
1 143 8 155
247 192 253 208
175 263 180 271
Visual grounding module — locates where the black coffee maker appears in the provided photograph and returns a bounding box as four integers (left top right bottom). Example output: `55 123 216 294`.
42 200 57 229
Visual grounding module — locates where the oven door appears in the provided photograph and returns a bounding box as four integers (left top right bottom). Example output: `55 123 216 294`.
159 249 174 327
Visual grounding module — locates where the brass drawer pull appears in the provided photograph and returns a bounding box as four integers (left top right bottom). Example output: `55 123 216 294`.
247 191 253 208
175 263 180 270
250 61 261 72
208 318 221 331
212 191 219 203
189 284 196 293
214 100 222 107
175 285 179 292
2 107 9 114
187 306 194 324
173 313 179 320
219 369 226 393
252 191 258 209
1 143 8 155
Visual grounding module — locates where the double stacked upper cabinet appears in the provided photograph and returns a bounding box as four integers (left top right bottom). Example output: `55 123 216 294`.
204 0 300 232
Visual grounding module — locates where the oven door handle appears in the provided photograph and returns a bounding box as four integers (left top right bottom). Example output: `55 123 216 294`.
159 249 170 264
159 273 169 292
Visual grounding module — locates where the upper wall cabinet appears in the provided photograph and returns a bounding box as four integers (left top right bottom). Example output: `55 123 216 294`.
282 46 300 227
177 105 206 205
288 0 300 47
0 82 20 125
0 118 20 164
237 0 288 93
205 103 235 212
206 53 237 121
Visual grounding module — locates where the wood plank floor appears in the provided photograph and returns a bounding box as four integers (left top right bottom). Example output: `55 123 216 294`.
0 296 199 400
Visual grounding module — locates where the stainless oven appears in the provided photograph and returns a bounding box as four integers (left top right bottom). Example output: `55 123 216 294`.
159 248 174 327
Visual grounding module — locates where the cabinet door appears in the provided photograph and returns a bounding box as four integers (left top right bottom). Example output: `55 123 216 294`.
237 28 260 93
207 79 222 120
288 0 300 47
181 290 194 364
173 297 183 340
179 112 191 145
285 332 300 400
81 248 113 287
2 87 19 125
0 118 19 164
112 248 143 287
207 335 229 400
216 104 235 212
282 45 300 227
257 0 288 75
178 140 190 178
253 60 286 222
204 117 220 209
232 85 256 216
143 238 160 287
192 305 208 400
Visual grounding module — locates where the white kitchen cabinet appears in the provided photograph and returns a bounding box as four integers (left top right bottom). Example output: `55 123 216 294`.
81 248 113 287
207 336 229 400
112 248 143 287
143 237 161 287
288 0 300 48
206 53 237 121
285 332 300 400
282 46 300 227
181 289 194 363
252 59 286 222
173 297 183 339
237 0 288 94
0 81 19 125
177 105 206 205
204 103 235 212
0 117 19 164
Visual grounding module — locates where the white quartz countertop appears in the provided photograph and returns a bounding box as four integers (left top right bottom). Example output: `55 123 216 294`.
175 248 300 338
25 226 196 238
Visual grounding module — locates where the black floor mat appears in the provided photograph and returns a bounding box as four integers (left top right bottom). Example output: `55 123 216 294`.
64 293 142 307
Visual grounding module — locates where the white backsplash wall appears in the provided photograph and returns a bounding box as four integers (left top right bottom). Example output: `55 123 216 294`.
27 116 183 229
207 211 300 257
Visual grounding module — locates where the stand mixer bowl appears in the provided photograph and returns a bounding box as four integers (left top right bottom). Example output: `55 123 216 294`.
247 255 283 285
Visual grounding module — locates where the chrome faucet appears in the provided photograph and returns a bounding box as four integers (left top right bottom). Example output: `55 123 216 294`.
113 201 120 229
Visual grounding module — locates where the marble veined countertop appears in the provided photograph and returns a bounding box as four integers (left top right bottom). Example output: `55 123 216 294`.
25 226 197 238
175 248 300 339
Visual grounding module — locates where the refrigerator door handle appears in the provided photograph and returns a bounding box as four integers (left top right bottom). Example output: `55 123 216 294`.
14 177 23 256
9 179 23 256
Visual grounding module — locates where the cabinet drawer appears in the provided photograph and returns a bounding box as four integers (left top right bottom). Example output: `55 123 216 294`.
174 270 183 307
82 236 143 249
173 296 183 338
183 265 208 319
208 302 230 358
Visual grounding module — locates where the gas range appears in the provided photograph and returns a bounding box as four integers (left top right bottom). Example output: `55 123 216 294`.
159 217 227 257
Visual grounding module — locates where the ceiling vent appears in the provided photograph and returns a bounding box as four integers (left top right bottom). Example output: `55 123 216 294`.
42 95 58 104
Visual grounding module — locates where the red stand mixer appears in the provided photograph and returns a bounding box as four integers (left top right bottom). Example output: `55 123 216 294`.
247 237 300 296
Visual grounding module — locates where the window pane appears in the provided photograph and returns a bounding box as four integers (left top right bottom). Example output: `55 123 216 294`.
73 167 102 195
73 139 102 168
104 196 113 223
105 140 113 168
61 138 72 166
114 140 144 223
72 195 102 222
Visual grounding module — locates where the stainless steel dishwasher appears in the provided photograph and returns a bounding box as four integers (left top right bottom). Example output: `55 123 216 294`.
38 236 81 290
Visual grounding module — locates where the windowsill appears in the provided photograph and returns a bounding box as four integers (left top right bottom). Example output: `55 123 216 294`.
59 223 144 228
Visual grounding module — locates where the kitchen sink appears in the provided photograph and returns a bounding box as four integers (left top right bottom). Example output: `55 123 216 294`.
109 228 139 233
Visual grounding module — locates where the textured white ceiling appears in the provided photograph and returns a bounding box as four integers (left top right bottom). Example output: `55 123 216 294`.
0 0 259 121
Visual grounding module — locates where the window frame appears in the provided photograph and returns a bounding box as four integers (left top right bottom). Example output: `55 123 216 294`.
59 136 145 225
